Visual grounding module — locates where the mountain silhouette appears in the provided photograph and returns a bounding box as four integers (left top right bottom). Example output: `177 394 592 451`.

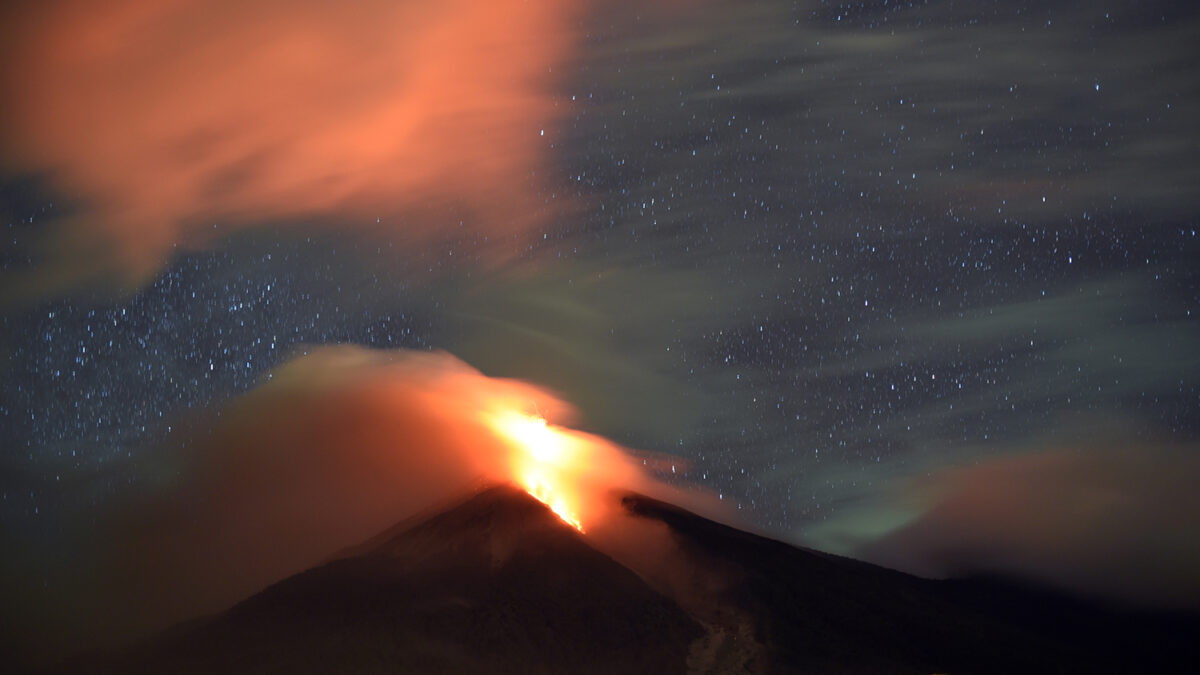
73 484 1198 674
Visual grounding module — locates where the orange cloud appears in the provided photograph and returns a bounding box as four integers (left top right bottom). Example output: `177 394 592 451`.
0 0 574 290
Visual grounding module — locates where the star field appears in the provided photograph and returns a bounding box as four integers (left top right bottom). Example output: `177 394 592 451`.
1 0 1198 599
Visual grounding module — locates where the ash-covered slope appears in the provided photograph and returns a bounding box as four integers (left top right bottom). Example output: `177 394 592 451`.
84 484 1199 675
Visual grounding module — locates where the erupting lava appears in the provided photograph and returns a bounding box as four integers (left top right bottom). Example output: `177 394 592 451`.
525 476 585 532
488 412 587 532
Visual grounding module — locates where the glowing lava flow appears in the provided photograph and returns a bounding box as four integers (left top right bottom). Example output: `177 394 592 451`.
489 412 586 532
525 476 585 532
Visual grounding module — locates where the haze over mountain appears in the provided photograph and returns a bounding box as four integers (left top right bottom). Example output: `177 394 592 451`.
69 484 1199 675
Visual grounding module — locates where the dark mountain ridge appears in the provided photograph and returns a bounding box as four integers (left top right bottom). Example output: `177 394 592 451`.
619 492 1200 674
67 484 1199 674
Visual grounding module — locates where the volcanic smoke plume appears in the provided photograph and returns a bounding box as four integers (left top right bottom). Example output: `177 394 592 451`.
0 0 575 292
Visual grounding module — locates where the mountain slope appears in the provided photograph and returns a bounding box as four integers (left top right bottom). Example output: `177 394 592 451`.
102 485 702 674
82 484 1199 674
619 492 1200 674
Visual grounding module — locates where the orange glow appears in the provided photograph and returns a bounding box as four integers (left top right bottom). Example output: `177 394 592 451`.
525 476 585 533
499 414 566 466
488 412 587 532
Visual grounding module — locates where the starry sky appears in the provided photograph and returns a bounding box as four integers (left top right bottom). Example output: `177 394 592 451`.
2 0 1199 659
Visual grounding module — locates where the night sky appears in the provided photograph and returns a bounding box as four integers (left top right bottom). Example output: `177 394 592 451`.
2 0 1199 660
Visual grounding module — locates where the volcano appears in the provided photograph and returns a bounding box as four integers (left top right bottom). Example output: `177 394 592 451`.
80 484 1197 674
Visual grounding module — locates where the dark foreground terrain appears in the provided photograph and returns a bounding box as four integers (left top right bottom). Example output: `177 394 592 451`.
59 484 1199 674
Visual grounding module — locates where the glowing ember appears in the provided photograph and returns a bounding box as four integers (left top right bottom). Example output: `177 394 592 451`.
524 476 585 532
489 411 586 532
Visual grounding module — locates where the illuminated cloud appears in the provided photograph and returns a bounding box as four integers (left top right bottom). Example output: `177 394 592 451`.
0 0 574 291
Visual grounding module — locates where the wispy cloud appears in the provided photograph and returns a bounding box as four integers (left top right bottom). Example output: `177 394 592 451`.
0 0 576 293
